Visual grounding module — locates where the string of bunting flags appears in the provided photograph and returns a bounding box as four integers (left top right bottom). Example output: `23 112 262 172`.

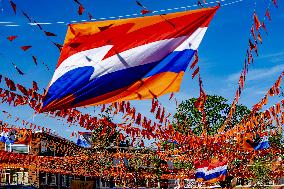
218 0 279 133
0 0 283 186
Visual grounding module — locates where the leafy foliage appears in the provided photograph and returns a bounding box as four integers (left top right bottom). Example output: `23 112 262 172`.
91 107 119 148
173 95 250 135
269 131 284 148
250 157 272 188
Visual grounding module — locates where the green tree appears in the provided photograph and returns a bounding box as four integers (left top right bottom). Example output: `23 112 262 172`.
91 107 119 149
269 130 284 154
250 157 272 188
173 95 250 135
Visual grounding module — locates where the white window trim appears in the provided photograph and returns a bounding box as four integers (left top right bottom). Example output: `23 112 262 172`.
41 172 48 185
50 173 57 185
5 144 29 154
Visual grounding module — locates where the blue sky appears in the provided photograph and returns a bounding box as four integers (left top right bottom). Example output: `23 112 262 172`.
0 0 283 140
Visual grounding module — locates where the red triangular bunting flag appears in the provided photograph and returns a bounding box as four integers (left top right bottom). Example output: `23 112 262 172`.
253 12 261 30
141 9 151 15
44 31 57 37
265 9 272 21
9 1 16 14
21 46 32 51
78 4 84 15
7 36 17 41
192 67 200 79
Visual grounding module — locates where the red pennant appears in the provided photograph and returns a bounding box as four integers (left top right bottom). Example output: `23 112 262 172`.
250 26 257 41
32 56 37 65
169 92 174 100
190 52 199 69
257 32 262 44
136 1 144 7
12 62 24 75
33 20 43 30
141 9 151 15
239 74 245 89
265 9 272 21
33 81 39 91
155 107 161 120
17 84 29 96
119 133 125 141
272 0 278 7
74 0 81 5
7 36 17 41
150 98 158 113
22 11 32 23
253 12 261 30
78 4 84 15
195 75 207 113
88 13 93 20
5 77 16 91
262 22 268 33
135 113 142 125
192 67 200 79
21 46 32 51
198 0 203 7
9 1 16 14
53 42 63 51
44 31 57 37
101 104 106 112
249 39 256 51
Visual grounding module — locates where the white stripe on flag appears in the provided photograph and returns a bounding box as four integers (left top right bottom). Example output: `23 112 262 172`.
51 27 207 86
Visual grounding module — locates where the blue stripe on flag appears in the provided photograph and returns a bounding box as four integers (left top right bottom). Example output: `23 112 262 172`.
43 49 195 107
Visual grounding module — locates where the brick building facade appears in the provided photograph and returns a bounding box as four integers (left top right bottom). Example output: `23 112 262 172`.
0 130 97 188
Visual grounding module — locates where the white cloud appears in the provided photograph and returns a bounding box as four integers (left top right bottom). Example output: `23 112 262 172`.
257 51 284 63
227 64 284 82
0 21 14 24
4 24 19 27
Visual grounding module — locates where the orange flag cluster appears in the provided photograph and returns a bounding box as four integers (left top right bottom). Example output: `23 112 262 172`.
0 0 282 184
219 1 279 133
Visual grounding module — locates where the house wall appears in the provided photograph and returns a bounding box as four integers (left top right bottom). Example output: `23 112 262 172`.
28 137 41 188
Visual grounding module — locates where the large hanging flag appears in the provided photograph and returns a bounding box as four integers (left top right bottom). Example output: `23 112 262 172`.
195 160 227 183
254 136 270 150
41 6 219 111
245 134 270 151
0 130 15 144
76 132 92 148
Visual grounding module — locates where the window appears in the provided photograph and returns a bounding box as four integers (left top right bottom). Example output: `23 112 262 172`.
11 173 17 184
123 157 129 167
184 179 195 188
6 144 29 154
23 172 28 185
113 158 120 167
96 178 100 188
49 173 57 186
11 145 29 154
67 176 74 187
168 179 178 188
101 179 109 187
41 140 48 153
62 175 67 187
40 172 48 185
40 140 54 156
167 160 174 170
